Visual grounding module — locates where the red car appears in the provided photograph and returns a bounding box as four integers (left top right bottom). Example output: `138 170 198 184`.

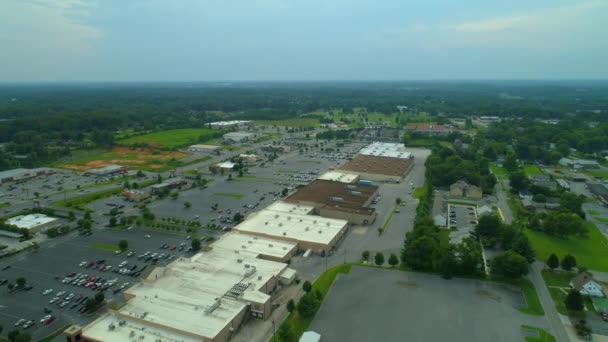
170 246 177 251
86 262 94 268
44 316 56 325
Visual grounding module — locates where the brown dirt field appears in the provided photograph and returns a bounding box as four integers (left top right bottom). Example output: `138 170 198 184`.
61 147 188 171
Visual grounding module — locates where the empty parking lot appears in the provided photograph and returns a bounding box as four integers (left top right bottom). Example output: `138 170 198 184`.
310 266 551 342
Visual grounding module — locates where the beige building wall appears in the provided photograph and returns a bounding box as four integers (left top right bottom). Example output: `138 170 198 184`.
318 207 376 225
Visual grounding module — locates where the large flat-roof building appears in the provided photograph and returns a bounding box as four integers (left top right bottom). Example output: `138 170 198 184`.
285 179 378 225
208 120 253 130
5 214 60 234
84 164 128 177
0 168 54 184
338 154 413 182
234 201 349 253
358 142 412 159
66 233 296 342
317 171 359 184
223 132 257 145
187 144 221 154
212 232 298 263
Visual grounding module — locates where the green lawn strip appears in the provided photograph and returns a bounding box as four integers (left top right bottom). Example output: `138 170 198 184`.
525 223 608 271
593 216 608 223
412 186 425 199
88 243 119 252
379 204 398 235
0 202 9 209
588 210 600 215
523 165 543 176
499 278 544 315
212 192 244 199
521 325 556 342
269 264 352 342
490 163 509 180
117 128 218 149
540 269 588 317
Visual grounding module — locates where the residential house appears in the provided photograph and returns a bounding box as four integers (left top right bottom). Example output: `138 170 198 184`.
570 272 604 297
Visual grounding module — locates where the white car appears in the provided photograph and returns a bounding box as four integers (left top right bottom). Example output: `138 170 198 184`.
56 291 66 297
79 261 87 267
15 318 25 327
144 235 151 238
49 297 59 304
42 289 53 295
40 315 52 323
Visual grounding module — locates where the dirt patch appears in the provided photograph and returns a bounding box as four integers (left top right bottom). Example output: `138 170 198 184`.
60 146 189 171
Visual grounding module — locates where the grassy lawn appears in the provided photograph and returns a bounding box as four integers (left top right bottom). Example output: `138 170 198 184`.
412 186 425 199
212 192 244 199
88 243 119 252
270 264 352 342
117 128 218 149
501 278 545 316
583 169 608 180
521 325 556 342
256 118 320 128
541 269 578 315
523 165 543 176
490 163 509 180
524 223 608 271
594 216 608 223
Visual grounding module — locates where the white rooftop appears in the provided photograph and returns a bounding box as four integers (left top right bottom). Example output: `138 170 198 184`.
83 248 287 341
217 161 235 169
359 142 412 159
188 144 220 149
6 214 59 230
213 233 297 260
224 131 256 138
234 208 348 245
264 201 315 215
209 120 252 126
317 171 359 183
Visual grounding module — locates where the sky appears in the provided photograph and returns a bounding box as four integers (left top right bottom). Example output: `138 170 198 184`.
1 0 607 82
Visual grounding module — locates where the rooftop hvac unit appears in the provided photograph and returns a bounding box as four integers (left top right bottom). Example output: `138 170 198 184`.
278 223 283 227
241 245 246 249
274 214 279 218
326 222 330 226
205 299 221 314
287 216 291 220
248 240 252 244
108 323 116 331
265 222 268 225
245 266 256 277
283 232 287 236
269 244 273 248
318 230 322 234
258 275 262 280
237 259 243 263
305 227 309 231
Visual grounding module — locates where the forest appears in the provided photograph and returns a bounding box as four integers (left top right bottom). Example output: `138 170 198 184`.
0 81 607 170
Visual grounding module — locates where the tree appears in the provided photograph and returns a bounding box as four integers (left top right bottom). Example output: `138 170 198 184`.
68 211 75 221
183 201 191 209
490 251 529 279
503 152 518 172
475 215 502 238
15 332 31 342
374 252 385 266
109 216 117 227
118 239 128 251
509 171 529 192
233 212 244 223
84 298 97 312
395 197 402 205
170 192 179 200
157 174 162 183
302 280 312 293
560 193 585 218
546 254 559 270
238 169 243 177
123 180 131 189
362 250 370 262
402 235 440 271
136 170 144 177
16 277 26 288
286 299 296 313
511 234 535 263
565 289 584 311
278 321 294 342
388 253 399 267
84 211 92 220
8 330 19 342
95 291 105 304
191 238 201 251
281 188 289 197
543 213 587 237
297 292 319 318
561 254 577 271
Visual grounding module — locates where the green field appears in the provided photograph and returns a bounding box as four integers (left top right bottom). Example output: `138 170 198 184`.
213 192 244 199
117 128 218 149
522 325 556 342
490 163 509 180
256 118 320 128
525 223 608 271
523 165 543 176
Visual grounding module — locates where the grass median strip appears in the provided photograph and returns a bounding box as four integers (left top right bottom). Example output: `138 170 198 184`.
378 204 398 235
213 192 244 199
88 243 119 252
521 325 556 342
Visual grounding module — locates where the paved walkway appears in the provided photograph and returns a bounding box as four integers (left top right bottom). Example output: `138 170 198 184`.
529 262 571 342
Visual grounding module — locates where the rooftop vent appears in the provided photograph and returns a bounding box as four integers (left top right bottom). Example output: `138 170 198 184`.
318 230 322 234
283 232 287 236
269 244 273 248
248 240 252 244
237 258 243 263
241 245 246 249
274 214 279 219
305 227 309 231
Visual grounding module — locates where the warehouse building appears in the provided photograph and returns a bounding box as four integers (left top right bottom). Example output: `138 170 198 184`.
150 177 187 194
234 201 349 253
338 154 413 182
213 232 298 263
223 131 257 145
0 168 54 184
5 214 60 234
286 179 378 225
187 144 221 154
84 164 128 177
358 142 412 159
317 171 359 184
208 120 253 130
122 189 150 202
65 243 295 342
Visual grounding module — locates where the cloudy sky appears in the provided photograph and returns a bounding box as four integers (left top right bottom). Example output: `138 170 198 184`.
1 0 607 81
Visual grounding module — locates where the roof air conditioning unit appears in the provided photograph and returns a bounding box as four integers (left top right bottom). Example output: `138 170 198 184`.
283 232 287 236
318 230 322 234
242 245 246 249
269 244 273 247
237 259 243 263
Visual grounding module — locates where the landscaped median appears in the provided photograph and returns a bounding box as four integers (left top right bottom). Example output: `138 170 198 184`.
52 179 158 210
521 325 556 342
269 264 352 342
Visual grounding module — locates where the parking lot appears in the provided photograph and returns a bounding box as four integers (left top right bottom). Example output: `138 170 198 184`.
310 266 551 342
0 228 194 340
448 204 478 230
